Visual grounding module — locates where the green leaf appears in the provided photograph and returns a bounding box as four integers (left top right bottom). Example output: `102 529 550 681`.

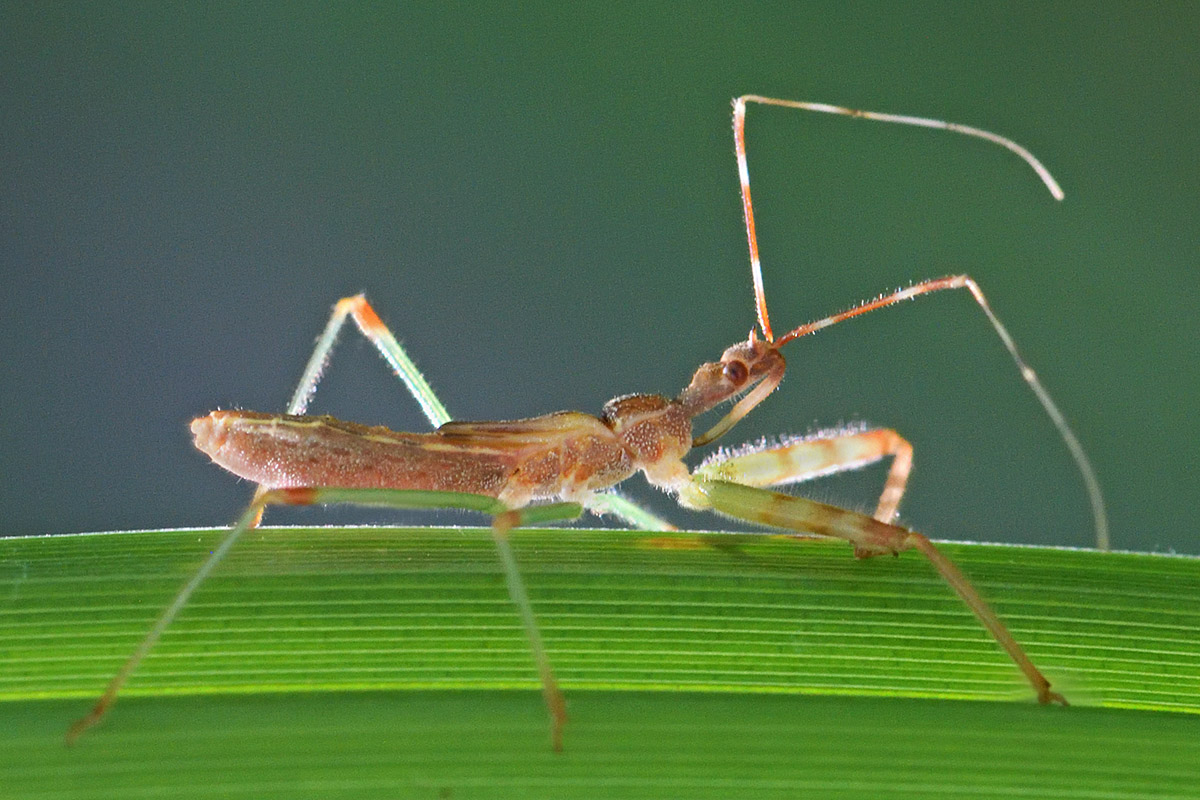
3 527 1199 798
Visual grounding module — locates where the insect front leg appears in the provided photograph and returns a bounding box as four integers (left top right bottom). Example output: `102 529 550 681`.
67 487 584 750
685 476 1066 706
696 426 913 532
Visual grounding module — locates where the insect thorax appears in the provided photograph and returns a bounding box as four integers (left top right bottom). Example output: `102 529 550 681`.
601 393 693 492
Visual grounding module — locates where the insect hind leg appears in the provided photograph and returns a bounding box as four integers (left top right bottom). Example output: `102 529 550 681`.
287 294 451 425
68 487 584 751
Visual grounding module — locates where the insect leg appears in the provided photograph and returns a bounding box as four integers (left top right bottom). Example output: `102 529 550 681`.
490 510 568 751
695 427 913 525
275 488 580 751
67 487 582 750
583 492 675 531
286 294 451 424
66 500 264 744
686 477 1066 706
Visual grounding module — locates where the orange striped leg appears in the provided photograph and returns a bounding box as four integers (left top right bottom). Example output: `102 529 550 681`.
692 478 1066 706
696 427 913 529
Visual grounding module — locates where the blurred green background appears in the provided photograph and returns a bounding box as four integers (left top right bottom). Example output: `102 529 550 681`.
1 3 1195 552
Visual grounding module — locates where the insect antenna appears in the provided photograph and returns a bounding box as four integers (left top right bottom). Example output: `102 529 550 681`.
733 94 1064 344
732 95 1108 549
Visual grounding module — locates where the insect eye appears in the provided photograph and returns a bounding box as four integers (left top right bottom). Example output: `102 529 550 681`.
722 360 749 385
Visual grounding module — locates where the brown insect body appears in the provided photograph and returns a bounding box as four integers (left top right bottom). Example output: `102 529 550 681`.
191 338 783 509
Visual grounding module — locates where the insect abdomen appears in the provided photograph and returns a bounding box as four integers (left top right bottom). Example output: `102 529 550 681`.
191 411 515 496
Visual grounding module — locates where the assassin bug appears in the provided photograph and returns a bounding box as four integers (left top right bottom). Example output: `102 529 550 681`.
68 95 1108 750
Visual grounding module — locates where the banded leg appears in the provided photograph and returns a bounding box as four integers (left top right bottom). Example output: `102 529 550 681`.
697 427 913 526
687 477 1065 706
278 294 670 530
67 488 584 751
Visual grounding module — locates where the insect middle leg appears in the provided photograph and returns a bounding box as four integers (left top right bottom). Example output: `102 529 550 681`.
67 488 583 750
